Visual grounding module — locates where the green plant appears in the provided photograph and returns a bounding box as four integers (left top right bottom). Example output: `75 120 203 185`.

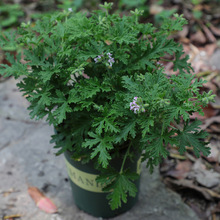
0 2 215 210
154 8 177 26
0 3 24 52
0 3 24 29
118 0 147 10
58 0 85 11
0 30 18 51
117 0 149 18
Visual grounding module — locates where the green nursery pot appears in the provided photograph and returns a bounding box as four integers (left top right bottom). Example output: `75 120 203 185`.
64 151 141 218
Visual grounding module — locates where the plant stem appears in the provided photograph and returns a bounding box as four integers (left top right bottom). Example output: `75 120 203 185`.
135 16 138 24
169 125 178 130
120 141 132 174
172 120 183 131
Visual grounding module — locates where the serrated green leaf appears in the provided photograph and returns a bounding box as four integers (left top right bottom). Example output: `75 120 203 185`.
53 102 72 124
98 170 139 210
177 120 210 156
173 50 192 73
140 117 154 137
115 120 136 143
83 132 114 168
93 116 119 135
145 135 169 159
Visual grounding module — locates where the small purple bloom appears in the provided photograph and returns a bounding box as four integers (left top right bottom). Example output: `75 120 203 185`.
130 98 140 114
94 52 115 67
94 54 103 63
130 97 145 114
157 61 163 67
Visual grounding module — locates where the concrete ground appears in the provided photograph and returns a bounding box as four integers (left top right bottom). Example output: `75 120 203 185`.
0 78 199 220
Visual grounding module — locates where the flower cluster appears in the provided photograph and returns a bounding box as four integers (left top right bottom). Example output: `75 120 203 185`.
94 54 104 63
106 52 115 67
130 97 146 114
94 52 115 67
156 61 164 67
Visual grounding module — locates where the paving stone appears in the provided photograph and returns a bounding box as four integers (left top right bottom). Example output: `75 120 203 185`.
0 77 32 121
0 78 199 220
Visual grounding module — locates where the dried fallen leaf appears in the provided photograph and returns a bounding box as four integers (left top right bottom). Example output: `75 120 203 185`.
190 159 220 188
190 104 218 120
104 40 113 45
149 4 164 15
210 25 220 37
213 75 220 88
206 143 220 163
193 4 203 11
178 25 189 39
167 160 192 179
212 201 220 214
37 197 58 213
190 30 206 44
187 202 208 220
164 178 213 200
203 81 218 94
205 71 219 81
211 96 220 109
3 214 22 220
169 153 186 160
28 186 57 213
179 37 190 44
210 124 220 133
204 43 217 57
201 22 216 43
196 70 213 78
165 177 220 200
200 116 220 130
205 188 220 199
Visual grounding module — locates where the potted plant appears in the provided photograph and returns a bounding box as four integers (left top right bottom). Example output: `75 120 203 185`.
0 2 215 218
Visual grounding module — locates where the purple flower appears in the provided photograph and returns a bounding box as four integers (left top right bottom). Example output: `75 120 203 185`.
94 55 103 63
157 61 163 67
130 97 145 114
94 52 115 67
130 97 140 114
107 54 115 67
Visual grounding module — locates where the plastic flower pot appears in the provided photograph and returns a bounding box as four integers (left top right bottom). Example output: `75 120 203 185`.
64 151 141 218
